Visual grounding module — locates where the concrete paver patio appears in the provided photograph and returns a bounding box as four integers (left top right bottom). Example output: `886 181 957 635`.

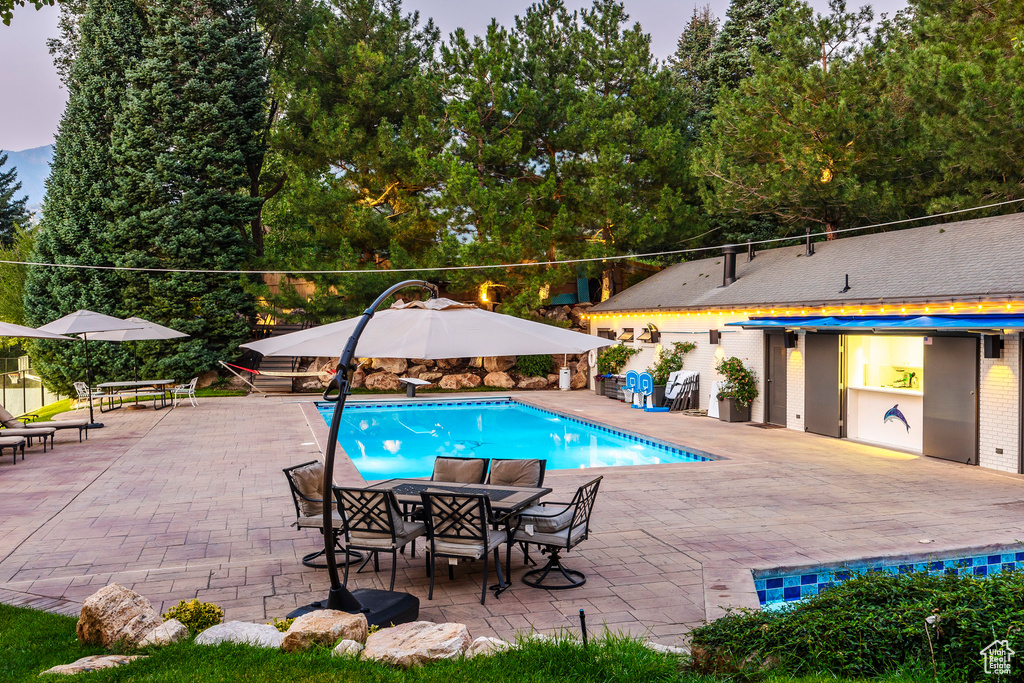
1 392 1022 645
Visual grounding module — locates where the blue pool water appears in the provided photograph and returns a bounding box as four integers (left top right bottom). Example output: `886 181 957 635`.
317 399 713 480
755 546 1024 609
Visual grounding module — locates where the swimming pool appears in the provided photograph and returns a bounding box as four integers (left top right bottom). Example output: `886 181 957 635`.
317 399 713 481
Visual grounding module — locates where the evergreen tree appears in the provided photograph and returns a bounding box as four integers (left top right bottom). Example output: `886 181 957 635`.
669 4 718 121
108 0 266 380
24 0 145 393
0 152 29 246
701 0 784 114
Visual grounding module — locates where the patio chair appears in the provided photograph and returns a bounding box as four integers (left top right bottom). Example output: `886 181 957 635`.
333 486 425 592
419 492 507 605
0 435 26 465
171 377 198 408
487 458 546 488
0 403 90 442
510 476 602 590
72 382 103 413
283 461 360 569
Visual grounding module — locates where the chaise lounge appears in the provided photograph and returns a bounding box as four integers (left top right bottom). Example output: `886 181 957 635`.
0 403 90 443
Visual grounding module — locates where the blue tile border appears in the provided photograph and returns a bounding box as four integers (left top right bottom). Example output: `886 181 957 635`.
753 545 1024 607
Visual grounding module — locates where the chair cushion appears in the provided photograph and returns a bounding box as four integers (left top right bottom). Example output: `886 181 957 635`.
0 436 26 446
290 462 325 517
296 510 343 529
516 504 573 533
0 404 22 428
432 458 486 483
25 420 88 429
350 520 425 549
430 527 505 558
513 522 587 549
1 427 55 436
490 459 542 487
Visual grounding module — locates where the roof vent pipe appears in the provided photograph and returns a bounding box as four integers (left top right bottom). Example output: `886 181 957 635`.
805 227 815 257
747 240 756 261
722 244 742 286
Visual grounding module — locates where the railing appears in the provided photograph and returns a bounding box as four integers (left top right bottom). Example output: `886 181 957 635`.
1 356 64 416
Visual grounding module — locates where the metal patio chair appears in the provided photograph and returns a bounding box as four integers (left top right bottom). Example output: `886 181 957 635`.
510 476 602 590
333 486 425 592
283 460 360 569
172 377 198 407
420 491 508 605
404 456 491 522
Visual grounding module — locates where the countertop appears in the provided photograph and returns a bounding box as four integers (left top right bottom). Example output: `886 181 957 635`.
848 385 922 396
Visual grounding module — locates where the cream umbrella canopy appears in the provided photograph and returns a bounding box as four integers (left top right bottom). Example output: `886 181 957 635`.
0 321 74 341
86 317 189 382
37 311 146 428
246 281 612 627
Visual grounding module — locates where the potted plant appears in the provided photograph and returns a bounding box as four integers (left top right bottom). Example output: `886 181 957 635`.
715 356 758 422
646 341 696 406
597 344 640 399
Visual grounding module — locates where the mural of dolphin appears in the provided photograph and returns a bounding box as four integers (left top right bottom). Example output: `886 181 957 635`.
884 404 911 432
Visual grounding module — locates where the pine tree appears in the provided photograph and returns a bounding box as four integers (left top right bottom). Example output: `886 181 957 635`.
24 0 145 393
669 4 718 113
108 0 266 380
701 0 784 114
0 152 29 247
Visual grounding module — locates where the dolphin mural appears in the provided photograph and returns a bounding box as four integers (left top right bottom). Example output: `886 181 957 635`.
884 404 911 432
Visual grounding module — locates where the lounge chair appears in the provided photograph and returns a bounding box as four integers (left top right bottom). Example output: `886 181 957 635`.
664 370 699 411
333 486 424 592
510 476 602 590
0 403 90 443
420 492 507 605
0 435 26 464
283 460 359 568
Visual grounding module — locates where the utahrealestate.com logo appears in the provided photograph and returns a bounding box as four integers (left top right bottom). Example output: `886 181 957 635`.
981 640 1015 675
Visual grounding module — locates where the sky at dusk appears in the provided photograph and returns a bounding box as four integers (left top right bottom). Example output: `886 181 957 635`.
0 0 909 152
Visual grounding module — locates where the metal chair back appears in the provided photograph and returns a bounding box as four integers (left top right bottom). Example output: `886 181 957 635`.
567 476 602 547
282 460 325 518
419 492 492 547
333 486 402 544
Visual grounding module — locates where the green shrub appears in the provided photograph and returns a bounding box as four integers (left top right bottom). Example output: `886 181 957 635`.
516 354 553 378
163 599 224 636
596 344 640 375
714 356 758 406
646 341 696 385
270 617 295 633
691 569 1024 681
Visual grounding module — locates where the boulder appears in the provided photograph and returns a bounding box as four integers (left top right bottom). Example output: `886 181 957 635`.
483 356 516 373
138 619 189 647
333 639 365 658
194 621 285 649
570 371 587 390
440 373 482 390
546 374 558 386
364 372 402 392
569 307 586 326
372 358 408 375
646 641 690 656
281 610 368 653
419 372 443 382
76 584 164 648
436 358 467 371
351 366 366 389
518 377 548 390
411 359 434 367
469 357 483 368
296 377 323 393
466 636 510 659
40 655 145 676
362 621 471 668
406 364 427 379
196 370 220 389
483 371 515 389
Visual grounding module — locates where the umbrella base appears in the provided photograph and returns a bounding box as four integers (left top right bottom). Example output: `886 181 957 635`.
86 422 104 429
125 405 149 411
286 589 419 627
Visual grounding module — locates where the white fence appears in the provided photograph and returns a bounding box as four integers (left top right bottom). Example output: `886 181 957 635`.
1 356 64 416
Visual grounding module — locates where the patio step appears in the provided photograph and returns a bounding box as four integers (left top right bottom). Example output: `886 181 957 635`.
253 356 297 393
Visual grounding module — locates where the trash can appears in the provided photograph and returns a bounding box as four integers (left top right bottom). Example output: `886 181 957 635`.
559 366 571 390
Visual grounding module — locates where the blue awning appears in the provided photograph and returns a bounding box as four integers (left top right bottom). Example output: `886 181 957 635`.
729 314 1024 331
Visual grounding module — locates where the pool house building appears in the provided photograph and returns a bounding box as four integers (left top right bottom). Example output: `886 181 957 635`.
587 213 1024 474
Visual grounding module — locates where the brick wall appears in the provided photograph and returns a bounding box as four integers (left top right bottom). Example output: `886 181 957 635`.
590 313 765 422
978 333 1020 473
786 333 806 432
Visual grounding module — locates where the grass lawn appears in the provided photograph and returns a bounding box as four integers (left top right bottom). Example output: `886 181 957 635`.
0 604 943 682
18 388 247 422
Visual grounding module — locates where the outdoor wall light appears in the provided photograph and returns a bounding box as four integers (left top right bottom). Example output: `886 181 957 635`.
637 323 660 344
617 328 634 342
709 329 720 345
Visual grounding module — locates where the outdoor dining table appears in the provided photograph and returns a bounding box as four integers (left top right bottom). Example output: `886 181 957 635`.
365 478 552 518
96 379 176 412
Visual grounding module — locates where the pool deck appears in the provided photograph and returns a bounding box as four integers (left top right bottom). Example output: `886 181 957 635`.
1 391 1023 646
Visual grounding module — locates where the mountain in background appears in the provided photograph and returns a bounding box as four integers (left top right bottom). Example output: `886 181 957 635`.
1 144 53 217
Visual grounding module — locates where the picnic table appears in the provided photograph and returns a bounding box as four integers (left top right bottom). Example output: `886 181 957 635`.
96 379 176 412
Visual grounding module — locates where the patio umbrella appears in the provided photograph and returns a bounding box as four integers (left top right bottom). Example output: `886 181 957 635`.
0 321 74 341
86 317 189 382
37 311 145 428
245 281 613 626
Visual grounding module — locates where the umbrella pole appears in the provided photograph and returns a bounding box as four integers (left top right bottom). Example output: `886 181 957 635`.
291 279 436 625
84 333 103 429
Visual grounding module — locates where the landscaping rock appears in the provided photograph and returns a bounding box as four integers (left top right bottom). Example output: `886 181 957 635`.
419 372 443 382
40 655 145 676
570 371 587 390
138 619 189 647
372 358 408 375
281 610 368 652
364 372 402 392
469 357 483 368
436 358 467 371
466 636 510 658
196 369 220 389
194 621 285 649
351 366 366 389
406 364 427 379
483 356 515 373
547 373 558 385
517 377 548 390
411 359 434 367
646 642 690 656
332 639 365 658
76 584 164 647
483 371 515 389
362 621 472 668
440 373 482 390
